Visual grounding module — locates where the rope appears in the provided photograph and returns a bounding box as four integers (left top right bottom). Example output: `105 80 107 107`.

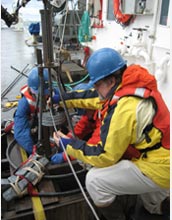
22 165 44 186
49 108 100 220
10 176 28 198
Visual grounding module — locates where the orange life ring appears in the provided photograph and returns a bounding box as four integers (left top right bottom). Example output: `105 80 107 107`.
113 0 134 26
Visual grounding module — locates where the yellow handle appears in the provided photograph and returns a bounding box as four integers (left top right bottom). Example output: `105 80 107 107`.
4 102 18 108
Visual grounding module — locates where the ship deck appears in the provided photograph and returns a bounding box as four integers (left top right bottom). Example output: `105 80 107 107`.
1 27 167 220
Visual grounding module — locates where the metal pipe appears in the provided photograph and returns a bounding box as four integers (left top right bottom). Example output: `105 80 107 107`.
38 67 44 147
147 0 159 60
40 9 54 65
56 69 76 138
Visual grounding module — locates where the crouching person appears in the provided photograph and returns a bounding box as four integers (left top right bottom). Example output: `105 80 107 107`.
14 67 59 155
52 48 170 220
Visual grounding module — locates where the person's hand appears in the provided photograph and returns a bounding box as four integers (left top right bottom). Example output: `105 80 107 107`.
53 131 69 146
53 131 72 152
51 152 64 164
31 126 38 134
47 97 52 107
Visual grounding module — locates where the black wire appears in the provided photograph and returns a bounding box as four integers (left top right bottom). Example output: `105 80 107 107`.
6 139 87 179
6 138 18 170
44 168 87 179
32 188 85 197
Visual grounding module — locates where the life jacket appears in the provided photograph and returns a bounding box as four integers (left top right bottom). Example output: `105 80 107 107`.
101 86 170 153
21 85 37 114
113 0 134 26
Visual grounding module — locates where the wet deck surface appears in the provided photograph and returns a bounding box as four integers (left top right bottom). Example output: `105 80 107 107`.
1 28 168 220
1 27 36 120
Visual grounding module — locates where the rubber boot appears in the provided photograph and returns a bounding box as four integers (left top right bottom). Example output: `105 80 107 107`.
98 195 137 220
161 196 170 220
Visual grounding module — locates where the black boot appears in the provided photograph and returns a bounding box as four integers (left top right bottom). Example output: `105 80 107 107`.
161 196 170 220
98 195 137 220
123 195 137 220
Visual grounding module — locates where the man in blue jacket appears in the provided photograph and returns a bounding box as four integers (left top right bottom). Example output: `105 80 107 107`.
14 67 58 155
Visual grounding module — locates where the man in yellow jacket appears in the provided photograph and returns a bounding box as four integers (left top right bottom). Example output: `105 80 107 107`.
52 48 170 220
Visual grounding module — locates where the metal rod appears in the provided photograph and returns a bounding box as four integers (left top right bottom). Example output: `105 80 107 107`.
11 65 29 77
1 64 29 99
56 68 76 138
40 9 54 65
38 67 44 144
36 49 43 65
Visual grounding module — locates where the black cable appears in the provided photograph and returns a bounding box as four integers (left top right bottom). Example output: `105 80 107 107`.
44 168 87 179
6 139 87 179
6 138 18 170
33 188 84 197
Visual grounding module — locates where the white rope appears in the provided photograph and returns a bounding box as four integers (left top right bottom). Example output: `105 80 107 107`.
10 176 28 197
49 108 100 220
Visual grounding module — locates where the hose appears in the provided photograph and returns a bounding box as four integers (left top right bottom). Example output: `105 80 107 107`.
6 138 88 199
52 73 89 91
33 188 83 197
6 138 87 179
65 74 89 87
6 138 18 170
44 167 86 179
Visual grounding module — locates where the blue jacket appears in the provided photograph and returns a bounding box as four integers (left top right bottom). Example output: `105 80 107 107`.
14 86 59 154
14 96 34 154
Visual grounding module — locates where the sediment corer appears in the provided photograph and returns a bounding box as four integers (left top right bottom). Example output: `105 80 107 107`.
3 154 49 202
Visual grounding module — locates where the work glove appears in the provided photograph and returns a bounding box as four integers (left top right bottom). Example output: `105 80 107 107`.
59 137 72 152
51 151 76 164
51 152 64 164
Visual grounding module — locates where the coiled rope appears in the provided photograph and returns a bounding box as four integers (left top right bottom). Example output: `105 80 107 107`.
41 108 66 127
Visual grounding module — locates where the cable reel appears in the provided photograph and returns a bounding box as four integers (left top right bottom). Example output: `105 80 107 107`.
41 106 67 127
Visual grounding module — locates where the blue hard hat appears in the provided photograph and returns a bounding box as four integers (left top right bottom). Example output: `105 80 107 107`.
28 67 49 95
86 48 126 85
28 22 40 35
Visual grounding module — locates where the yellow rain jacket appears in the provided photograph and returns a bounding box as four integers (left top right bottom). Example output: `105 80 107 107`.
61 65 170 188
